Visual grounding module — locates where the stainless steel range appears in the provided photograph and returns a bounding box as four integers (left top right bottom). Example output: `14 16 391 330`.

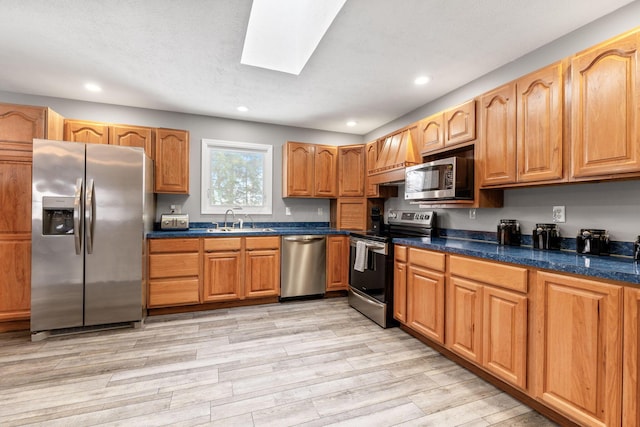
348 209 436 328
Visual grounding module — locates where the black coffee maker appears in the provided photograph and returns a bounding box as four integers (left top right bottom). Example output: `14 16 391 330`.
532 223 561 250
370 207 385 236
576 229 610 255
497 219 521 246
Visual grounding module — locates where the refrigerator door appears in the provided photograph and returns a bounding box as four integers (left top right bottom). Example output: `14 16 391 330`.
31 139 85 331
84 143 145 325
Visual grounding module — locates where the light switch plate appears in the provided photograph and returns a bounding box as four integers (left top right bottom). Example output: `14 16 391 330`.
285 207 292 216
469 208 476 219
552 205 565 223
318 207 323 215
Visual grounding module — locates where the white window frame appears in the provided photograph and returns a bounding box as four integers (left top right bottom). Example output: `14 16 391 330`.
201 139 273 215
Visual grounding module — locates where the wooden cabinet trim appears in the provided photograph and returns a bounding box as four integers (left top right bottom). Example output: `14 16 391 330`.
408 247 445 272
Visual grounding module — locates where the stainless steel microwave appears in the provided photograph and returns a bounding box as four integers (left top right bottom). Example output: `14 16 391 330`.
404 156 473 201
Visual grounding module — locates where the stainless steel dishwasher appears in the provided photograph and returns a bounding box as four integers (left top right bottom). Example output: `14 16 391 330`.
280 235 326 300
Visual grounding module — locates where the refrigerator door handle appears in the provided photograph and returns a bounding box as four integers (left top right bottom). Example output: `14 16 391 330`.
85 178 95 254
73 178 83 255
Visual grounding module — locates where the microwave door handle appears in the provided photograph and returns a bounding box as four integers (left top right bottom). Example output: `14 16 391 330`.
73 178 83 255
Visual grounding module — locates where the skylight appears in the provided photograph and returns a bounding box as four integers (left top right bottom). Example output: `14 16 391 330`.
241 0 347 75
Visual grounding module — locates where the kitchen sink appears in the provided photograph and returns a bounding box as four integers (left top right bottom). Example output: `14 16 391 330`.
205 227 275 233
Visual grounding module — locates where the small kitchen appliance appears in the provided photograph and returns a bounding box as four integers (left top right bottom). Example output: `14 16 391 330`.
370 207 385 236
576 229 610 255
497 219 521 246
634 236 640 261
160 213 189 230
532 223 561 250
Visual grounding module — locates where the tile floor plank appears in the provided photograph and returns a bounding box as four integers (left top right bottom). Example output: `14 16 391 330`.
0 298 557 426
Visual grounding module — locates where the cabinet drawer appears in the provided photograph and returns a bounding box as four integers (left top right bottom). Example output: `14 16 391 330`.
149 238 199 253
204 237 242 252
148 278 200 307
450 255 527 293
149 253 199 278
395 245 408 262
409 248 445 272
246 236 280 250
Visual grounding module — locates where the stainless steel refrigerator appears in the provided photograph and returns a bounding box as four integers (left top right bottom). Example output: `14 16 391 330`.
31 139 154 337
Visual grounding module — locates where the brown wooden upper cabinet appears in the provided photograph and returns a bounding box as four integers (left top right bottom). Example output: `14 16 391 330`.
282 141 337 198
479 61 565 187
419 99 476 155
154 128 190 194
338 144 365 197
64 119 109 145
0 103 64 324
570 29 640 180
64 119 153 157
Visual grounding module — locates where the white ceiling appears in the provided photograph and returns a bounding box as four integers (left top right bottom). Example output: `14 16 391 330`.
0 0 635 135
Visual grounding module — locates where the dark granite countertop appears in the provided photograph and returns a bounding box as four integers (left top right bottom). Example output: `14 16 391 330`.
393 237 640 285
148 226 349 239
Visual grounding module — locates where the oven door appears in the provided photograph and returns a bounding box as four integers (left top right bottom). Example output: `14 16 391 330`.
348 237 390 304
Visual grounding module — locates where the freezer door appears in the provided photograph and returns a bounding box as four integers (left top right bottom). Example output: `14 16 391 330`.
84 143 144 325
31 139 85 331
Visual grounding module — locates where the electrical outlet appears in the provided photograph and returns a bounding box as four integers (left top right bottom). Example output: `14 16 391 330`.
285 207 292 216
317 207 323 215
469 208 476 219
552 205 565 223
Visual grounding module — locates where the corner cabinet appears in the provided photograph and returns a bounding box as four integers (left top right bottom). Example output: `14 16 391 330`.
282 141 337 198
570 29 640 180
0 103 64 323
154 128 190 194
533 271 622 427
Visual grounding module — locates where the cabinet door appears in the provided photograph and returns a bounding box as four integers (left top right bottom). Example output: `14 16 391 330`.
479 83 517 186
332 198 366 231
571 30 640 179
64 120 109 144
0 237 30 321
203 250 243 302
365 140 379 197
110 125 153 157
283 142 314 197
418 113 444 154
0 104 45 144
326 235 349 291
446 276 483 363
314 145 337 197
624 287 640 427
483 286 527 389
245 248 280 298
444 99 476 147
393 261 407 324
154 128 189 194
338 145 365 197
535 271 622 427
407 264 445 344
516 62 564 183
148 278 200 307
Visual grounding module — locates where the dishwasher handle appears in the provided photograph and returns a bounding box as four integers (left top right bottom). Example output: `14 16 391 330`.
283 236 326 242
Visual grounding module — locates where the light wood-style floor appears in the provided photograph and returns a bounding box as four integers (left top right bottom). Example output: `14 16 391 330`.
0 298 557 426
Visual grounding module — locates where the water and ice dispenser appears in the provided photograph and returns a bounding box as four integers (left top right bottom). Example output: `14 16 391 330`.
42 196 75 235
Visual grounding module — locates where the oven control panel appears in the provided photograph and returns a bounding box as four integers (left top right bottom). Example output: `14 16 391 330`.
388 210 436 227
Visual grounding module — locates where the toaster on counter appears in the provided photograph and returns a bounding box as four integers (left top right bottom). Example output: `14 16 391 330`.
160 213 189 230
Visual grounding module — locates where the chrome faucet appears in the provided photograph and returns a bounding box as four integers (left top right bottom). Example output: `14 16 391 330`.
224 209 235 229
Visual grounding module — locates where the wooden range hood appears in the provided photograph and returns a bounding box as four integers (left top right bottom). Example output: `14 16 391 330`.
368 127 421 185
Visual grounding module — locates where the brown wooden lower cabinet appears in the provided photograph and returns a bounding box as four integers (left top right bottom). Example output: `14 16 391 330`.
326 235 349 291
534 271 623 427
202 236 280 302
624 287 640 427
395 247 639 426
393 245 408 323
148 238 201 307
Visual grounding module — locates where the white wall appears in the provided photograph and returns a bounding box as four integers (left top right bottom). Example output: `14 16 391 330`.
373 0 640 242
0 91 361 223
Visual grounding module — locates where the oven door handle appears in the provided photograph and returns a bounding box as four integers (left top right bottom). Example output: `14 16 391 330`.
350 241 386 251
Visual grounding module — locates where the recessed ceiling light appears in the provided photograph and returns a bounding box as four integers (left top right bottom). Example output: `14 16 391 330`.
84 82 102 92
241 0 347 75
346 120 357 127
414 76 431 85
237 106 249 112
